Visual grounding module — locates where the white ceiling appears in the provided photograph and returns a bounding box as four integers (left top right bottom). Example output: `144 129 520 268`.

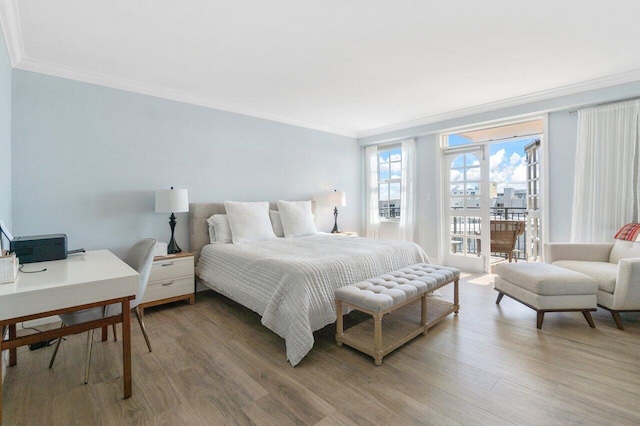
2 0 640 138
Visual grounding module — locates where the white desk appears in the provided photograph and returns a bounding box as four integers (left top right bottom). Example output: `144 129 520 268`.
0 250 139 424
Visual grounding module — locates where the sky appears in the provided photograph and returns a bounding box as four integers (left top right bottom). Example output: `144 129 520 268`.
378 148 402 201
379 136 538 202
449 134 538 193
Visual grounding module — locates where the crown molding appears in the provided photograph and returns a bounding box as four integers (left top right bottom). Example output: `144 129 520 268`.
357 68 640 139
4 0 639 142
0 0 356 137
0 0 24 65
12 57 358 138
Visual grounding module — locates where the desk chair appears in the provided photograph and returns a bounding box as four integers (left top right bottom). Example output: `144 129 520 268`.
49 238 157 383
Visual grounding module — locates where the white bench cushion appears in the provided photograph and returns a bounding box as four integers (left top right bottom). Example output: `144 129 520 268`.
334 263 460 312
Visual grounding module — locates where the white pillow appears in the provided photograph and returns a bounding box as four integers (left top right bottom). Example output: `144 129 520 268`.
206 214 232 244
269 210 285 237
276 200 317 237
224 201 276 244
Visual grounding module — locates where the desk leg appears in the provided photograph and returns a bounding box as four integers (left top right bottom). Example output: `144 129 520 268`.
0 349 2 425
1 327 3 423
9 324 16 366
122 299 132 399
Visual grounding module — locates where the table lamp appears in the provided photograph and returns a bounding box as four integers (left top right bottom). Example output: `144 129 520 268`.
326 190 346 233
155 187 189 254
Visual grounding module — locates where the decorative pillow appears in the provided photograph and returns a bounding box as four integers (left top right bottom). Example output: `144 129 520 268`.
224 201 276 244
276 200 317 237
206 214 232 244
269 210 285 237
614 223 640 242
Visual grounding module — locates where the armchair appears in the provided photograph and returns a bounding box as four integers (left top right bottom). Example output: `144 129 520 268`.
544 239 640 329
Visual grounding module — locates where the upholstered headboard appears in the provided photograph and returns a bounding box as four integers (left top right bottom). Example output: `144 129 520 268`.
189 201 316 264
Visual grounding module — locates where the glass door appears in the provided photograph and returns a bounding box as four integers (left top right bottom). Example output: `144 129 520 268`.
443 145 490 272
525 140 542 261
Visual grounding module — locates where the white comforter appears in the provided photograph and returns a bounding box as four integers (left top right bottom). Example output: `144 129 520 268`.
195 234 426 366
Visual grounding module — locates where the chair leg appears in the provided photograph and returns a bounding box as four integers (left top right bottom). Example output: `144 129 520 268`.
84 329 94 384
112 323 118 342
495 292 504 304
135 306 152 352
48 324 65 369
536 311 544 329
610 311 625 330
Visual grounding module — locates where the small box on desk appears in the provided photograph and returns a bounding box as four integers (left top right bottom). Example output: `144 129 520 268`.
10 234 68 264
0 252 18 283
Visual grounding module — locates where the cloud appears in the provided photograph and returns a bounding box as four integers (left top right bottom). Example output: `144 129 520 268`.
390 161 401 179
490 150 527 192
449 148 528 194
490 149 505 169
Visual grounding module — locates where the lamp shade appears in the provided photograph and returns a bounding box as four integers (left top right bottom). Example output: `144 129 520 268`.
326 190 346 207
155 188 189 213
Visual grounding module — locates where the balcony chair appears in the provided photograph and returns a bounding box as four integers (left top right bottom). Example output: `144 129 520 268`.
49 238 157 383
490 220 526 262
544 224 640 329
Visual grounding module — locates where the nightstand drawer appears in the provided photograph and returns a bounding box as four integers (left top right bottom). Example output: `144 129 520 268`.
150 256 194 281
143 276 193 303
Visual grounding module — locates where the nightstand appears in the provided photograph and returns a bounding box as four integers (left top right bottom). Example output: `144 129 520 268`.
331 231 358 237
139 252 195 315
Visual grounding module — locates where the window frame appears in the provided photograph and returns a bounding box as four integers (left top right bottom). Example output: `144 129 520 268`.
377 144 402 222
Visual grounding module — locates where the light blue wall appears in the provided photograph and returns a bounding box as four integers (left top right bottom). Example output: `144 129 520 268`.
547 110 578 242
11 71 360 256
360 81 640 261
0 29 11 250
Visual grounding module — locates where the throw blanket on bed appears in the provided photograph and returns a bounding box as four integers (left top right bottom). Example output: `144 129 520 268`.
195 234 426 366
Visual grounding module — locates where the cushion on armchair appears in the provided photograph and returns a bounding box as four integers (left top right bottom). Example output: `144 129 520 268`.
551 260 618 293
609 239 640 264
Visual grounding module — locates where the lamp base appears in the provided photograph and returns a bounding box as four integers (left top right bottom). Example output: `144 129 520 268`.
331 207 340 233
167 213 182 254
167 238 182 254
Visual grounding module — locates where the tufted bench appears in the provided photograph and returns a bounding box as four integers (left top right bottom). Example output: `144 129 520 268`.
334 263 460 365
494 262 599 329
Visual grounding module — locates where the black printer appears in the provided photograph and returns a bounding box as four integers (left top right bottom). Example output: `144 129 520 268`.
10 234 68 263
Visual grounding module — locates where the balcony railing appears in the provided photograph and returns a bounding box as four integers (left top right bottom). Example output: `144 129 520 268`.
450 207 528 261
379 207 401 219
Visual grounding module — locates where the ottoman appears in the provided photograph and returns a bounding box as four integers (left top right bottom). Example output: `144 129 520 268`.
494 262 598 329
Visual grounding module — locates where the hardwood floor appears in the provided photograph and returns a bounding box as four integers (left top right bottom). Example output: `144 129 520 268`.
3 272 639 425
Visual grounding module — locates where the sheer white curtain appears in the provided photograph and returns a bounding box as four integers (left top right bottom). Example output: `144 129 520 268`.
365 145 380 238
399 139 416 241
571 100 640 242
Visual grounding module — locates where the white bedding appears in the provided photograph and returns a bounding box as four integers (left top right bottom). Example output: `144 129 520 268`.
195 233 426 366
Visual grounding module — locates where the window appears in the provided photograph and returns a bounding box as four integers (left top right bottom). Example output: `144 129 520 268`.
378 146 402 219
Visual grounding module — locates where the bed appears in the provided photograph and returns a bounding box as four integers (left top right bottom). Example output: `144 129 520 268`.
190 202 427 366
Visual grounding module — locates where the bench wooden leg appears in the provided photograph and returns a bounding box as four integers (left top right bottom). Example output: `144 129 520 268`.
495 291 504 304
454 280 460 314
374 313 383 366
335 299 344 346
582 311 595 328
421 294 428 335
